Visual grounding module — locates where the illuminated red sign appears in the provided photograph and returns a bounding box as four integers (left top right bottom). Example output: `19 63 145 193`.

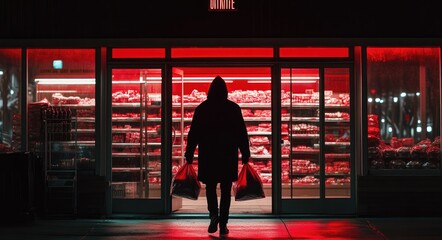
209 0 236 11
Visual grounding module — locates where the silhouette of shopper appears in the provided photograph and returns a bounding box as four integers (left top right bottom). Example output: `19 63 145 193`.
185 76 250 235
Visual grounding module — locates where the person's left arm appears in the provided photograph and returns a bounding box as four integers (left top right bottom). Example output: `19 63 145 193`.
184 107 201 164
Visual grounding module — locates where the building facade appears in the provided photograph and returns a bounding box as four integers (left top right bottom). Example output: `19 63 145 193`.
1 1 442 218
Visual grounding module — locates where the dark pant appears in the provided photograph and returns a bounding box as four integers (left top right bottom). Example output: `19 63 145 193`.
205 181 232 225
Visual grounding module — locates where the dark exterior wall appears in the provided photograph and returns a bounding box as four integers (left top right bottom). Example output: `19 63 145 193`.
358 176 442 216
1 0 441 39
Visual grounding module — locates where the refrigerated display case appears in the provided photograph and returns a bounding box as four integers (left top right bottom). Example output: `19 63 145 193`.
111 69 162 199
281 68 351 200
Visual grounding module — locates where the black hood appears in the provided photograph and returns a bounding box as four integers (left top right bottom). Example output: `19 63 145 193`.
207 76 228 101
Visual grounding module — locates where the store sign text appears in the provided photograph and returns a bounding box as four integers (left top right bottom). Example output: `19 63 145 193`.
209 0 236 11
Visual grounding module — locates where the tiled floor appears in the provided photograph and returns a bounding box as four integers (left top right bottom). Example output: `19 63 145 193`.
3 217 442 239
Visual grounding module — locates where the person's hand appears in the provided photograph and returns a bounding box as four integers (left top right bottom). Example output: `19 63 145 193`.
242 156 249 165
186 157 193 164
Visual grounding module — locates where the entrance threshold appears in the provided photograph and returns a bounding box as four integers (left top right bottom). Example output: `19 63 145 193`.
110 213 357 220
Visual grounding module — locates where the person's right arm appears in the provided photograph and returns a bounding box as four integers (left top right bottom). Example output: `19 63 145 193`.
236 106 250 164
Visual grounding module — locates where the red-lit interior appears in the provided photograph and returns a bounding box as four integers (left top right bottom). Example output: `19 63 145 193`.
171 47 274 58
28 49 96 71
0 48 21 60
280 47 349 58
325 68 350 92
112 48 166 59
367 47 440 61
281 68 320 94
173 67 272 95
112 68 162 93
109 67 347 97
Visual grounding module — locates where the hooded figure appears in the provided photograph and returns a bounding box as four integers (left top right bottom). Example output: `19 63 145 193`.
184 75 250 234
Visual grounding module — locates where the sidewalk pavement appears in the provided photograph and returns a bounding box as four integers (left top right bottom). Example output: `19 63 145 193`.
1 216 442 239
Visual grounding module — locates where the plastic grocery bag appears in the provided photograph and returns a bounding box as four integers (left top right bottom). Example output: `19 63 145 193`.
233 163 265 201
170 163 201 200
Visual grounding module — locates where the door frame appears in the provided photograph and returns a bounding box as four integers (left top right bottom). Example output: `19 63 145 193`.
165 63 277 215
278 62 356 215
106 63 168 215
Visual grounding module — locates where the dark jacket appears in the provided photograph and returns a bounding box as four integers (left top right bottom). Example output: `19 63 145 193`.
184 76 250 183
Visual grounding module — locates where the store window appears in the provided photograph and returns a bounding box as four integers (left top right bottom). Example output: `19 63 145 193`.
27 49 96 173
0 49 21 152
366 47 441 171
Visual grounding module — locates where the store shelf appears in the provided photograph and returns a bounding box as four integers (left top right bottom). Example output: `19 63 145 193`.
77 141 95 146
73 117 95 122
282 117 349 122
325 142 350 146
112 103 143 108
112 167 153 172
325 153 350 158
76 129 95 134
291 134 320 138
282 183 350 188
248 131 272 136
251 154 272 159
58 104 95 108
112 117 142 123
245 117 272 121
291 150 320 154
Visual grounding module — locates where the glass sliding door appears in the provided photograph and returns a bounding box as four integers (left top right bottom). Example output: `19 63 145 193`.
324 68 351 199
110 67 164 213
280 66 354 214
281 68 321 199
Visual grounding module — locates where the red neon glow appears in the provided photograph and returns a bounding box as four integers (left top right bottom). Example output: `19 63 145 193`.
171 48 274 58
367 47 440 61
112 48 166 59
0 48 21 59
280 47 349 58
173 67 271 95
28 49 96 72
156 220 374 239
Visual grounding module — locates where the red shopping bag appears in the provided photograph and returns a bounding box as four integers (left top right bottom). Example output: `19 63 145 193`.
170 163 201 200
234 163 265 201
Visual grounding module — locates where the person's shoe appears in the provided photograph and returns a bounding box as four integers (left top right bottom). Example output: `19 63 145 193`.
208 216 219 233
219 224 229 235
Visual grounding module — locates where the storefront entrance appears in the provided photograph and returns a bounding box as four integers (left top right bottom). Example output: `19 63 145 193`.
108 63 355 216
